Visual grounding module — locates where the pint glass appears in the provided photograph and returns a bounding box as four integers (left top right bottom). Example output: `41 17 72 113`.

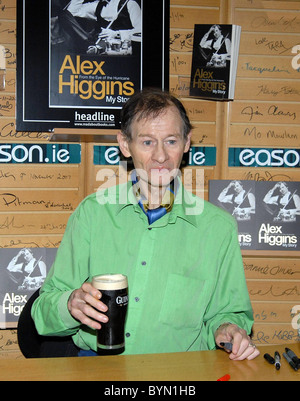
92 274 128 355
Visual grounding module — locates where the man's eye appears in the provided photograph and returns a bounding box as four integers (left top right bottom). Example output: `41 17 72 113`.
167 140 177 145
143 140 152 146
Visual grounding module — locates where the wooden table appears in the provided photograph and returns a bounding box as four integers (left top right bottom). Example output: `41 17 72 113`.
0 343 299 381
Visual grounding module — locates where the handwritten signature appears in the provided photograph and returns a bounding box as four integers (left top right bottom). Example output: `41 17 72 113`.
0 216 24 230
0 238 62 249
253 330 299 345
255 37 296 55
249 284 300 298
0 122 51 140
257 85 300 97
0 192 74 210
241 104 297 121
170 32 194 52
251 16 300 32
244 262 299 277
242 170 292 182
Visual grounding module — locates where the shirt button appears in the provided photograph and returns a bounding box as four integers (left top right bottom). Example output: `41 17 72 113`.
126 332 131 338
135 297 140 302
141 261 147 266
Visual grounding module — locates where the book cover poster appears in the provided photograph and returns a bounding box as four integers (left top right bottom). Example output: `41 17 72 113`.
17 0 169 131
0 248 57 328
189 24 233 100
209 180 300 251
256 181 300 251
209 180 257 249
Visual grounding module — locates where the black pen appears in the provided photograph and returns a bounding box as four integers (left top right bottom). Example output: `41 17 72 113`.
264 353 275 365
274 351 281 370
220 342 233 352
285 348 300 369
283 352 298 371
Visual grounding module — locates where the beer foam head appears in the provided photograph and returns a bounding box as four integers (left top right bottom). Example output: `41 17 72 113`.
92 274 128 290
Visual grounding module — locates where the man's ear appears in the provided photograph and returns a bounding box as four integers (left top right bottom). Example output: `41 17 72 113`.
184 132 192 153
117 131 131 158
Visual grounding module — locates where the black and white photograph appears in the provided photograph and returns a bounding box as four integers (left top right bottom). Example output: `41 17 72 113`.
198 24 232 69
51 0 142 55
215 180 255 222
16 0 169 131
261 182 300 223
209 180 256 249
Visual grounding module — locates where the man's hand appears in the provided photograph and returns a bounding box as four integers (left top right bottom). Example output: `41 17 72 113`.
215 323 260 361
67 282 108 330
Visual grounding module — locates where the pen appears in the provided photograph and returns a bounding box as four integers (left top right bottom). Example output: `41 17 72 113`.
274 351 281 370
283 352 298 371
285 348 300 369
220 342 233 352
264 353 275 365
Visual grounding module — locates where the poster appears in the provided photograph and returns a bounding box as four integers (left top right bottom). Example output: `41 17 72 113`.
256 181 300 251
209 180 300 251
209 180 257 249
189 24 241 100
0 248 57 328
16 0 169 131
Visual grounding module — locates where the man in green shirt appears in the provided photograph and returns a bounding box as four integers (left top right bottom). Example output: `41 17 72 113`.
32 89 259 360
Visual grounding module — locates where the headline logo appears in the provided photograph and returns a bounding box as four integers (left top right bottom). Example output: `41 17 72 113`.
229 148 300 168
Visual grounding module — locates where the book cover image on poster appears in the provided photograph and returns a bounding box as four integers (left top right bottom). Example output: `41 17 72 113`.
209 180 257 249
189 24 241 101
17 0 169 131
0 248 57 328
209 180 300 251
50 0 142 112
256 181 300 251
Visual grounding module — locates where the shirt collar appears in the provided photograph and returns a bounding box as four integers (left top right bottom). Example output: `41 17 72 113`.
131 171 176 214
114 177 202 228
170 180 201 228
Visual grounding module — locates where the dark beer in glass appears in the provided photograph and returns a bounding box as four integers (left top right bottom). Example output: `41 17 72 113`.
92 274 128 355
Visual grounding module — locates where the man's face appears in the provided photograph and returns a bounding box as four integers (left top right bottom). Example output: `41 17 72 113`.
214 26 221 38
279 183 288 195
23 249 33 262
118 106 191 192
233 181 243 193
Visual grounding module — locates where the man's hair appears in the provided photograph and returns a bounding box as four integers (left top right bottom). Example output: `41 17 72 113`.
120 88 193 141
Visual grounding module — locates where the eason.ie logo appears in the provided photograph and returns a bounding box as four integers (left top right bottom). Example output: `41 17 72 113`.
0 144 81 164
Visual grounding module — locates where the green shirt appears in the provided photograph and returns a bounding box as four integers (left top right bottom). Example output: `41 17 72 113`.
32 180 254 355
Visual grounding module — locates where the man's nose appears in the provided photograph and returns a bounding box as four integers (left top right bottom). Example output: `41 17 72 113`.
153 143 168 163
